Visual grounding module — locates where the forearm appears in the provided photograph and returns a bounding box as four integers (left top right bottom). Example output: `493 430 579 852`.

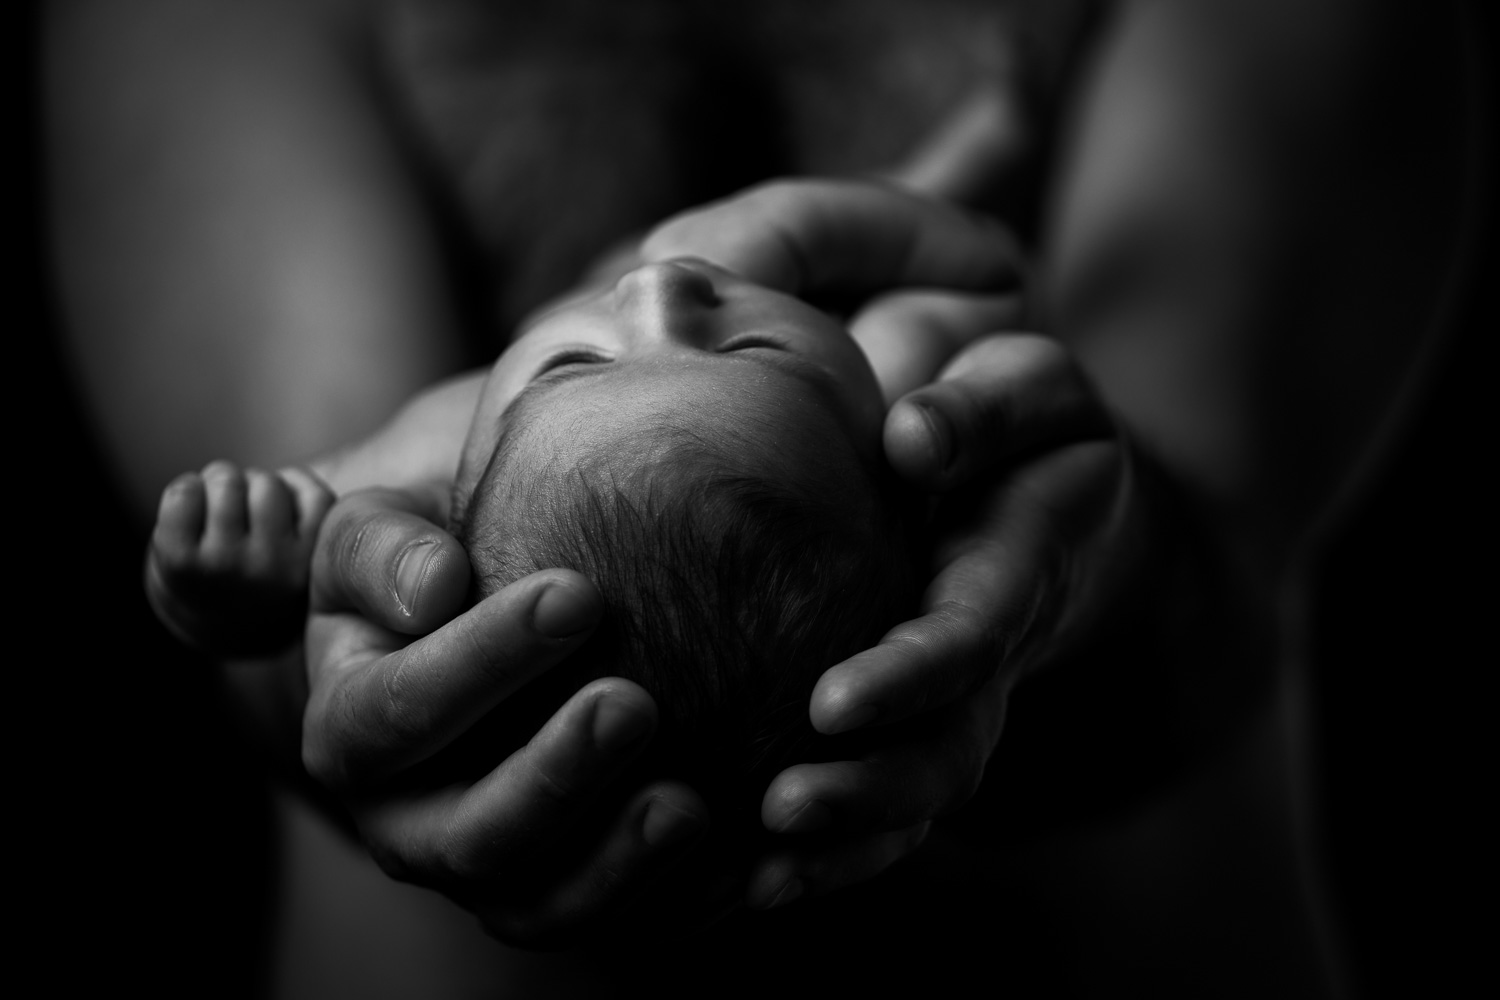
47 0 466 521
310 368 487 498
1045 0 1477 577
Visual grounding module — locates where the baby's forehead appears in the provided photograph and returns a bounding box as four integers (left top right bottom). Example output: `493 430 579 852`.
482 356 858 490
512 353 825 435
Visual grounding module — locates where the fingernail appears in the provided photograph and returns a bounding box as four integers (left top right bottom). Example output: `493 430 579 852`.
824 702 880 735
912 402 954 472
776 799 832 835
750 877 803 911
393 539 437 617
533 583 600 638
592 697 652 753
642 799 705 850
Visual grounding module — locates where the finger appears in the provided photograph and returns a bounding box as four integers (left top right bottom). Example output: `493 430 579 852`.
884 333 1112 491
199 460 248 564
850 290 1026 405
309 487 470 635
354 679 662 876
745 823 932 911
642 179 1021 297
349 680 709 949
302 568 604 788
767 677 1009 836
436 679 663 867
279 465 336 542
152 472 206 566
812 441 1125 735
484 782 710 948
245 467 296 561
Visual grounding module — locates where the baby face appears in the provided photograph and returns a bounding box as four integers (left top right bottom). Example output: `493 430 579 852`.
457 259 886 498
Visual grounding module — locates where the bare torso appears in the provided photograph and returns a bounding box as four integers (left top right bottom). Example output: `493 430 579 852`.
372 0 1066 332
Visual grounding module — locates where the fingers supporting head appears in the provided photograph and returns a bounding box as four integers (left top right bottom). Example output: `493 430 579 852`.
884 333 1112 492
642 179 1022 297
815 434 1126 739
309 487 472 635
303 567 605 789
763 677 1009 841
349 674 707 949
809 600 1015 737
374 678 662 882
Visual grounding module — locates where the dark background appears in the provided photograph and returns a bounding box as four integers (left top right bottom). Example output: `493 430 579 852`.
19 3 1493 995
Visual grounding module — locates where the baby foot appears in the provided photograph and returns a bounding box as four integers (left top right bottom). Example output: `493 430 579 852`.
146 461 335 655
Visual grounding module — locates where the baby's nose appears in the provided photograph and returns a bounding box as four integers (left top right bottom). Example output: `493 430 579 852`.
613 259 719 343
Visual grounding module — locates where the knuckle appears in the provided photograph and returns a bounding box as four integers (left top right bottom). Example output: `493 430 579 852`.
364 837 420 884
908 602 1007 684
301 689 363 791
377 660 435 749
429 820 488 886
339 511 380 575
299 735 342 789
522 751 578 807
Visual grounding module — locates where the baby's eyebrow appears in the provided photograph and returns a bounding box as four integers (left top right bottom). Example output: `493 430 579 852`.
739 348 845 410
496 364 609 432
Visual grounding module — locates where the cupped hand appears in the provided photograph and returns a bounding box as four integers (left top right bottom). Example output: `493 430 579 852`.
301 485 711 947
750 332 1142 907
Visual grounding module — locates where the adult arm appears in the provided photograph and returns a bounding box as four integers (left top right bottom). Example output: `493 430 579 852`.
44 0 708 945
722 0 1481 907
47 0 467 516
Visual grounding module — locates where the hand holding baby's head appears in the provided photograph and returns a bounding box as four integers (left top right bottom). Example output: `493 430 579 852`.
452 259 917 841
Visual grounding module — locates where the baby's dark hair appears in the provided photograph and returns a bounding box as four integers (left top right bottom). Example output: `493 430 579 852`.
456 398 916 832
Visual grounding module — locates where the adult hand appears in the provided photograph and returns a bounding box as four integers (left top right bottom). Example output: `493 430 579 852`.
294 178 1036 936
301 485 711 947
749 332 1140 908
647 180 1124 907
642 178 1023 301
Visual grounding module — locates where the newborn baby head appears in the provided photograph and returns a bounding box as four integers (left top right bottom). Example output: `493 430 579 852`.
454 259 916 834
